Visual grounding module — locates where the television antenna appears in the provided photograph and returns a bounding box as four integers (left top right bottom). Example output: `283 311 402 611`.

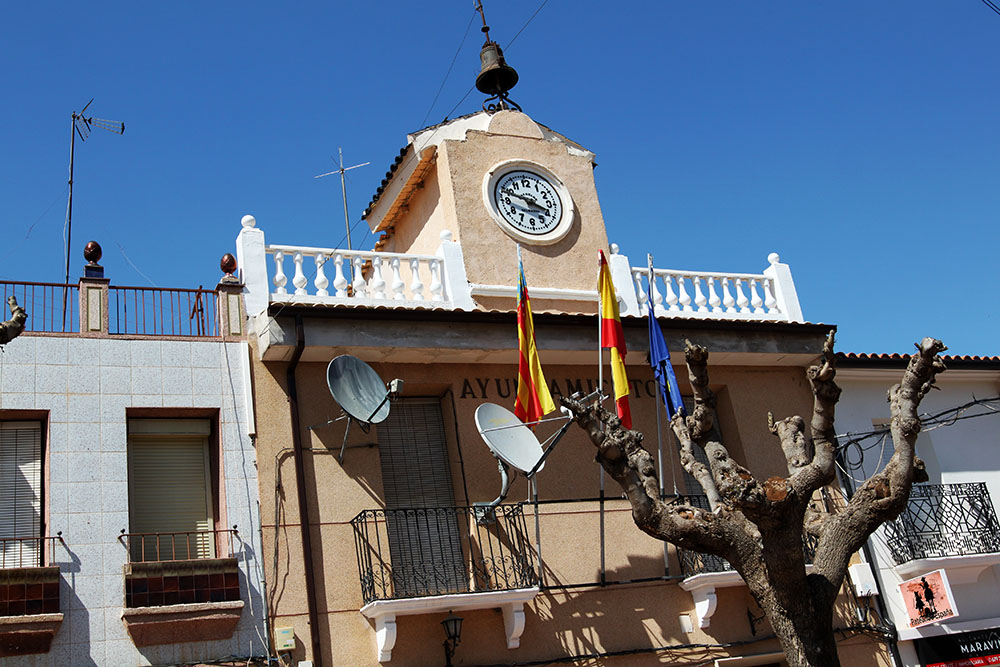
310 354 403 463
314 148 369 251
473 402 575 515
63 99 125 329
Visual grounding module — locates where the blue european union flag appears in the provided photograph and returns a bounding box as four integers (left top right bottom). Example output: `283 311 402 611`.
648 301 686 418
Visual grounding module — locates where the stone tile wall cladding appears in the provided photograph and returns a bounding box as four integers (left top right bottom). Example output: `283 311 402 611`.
0 336 267 666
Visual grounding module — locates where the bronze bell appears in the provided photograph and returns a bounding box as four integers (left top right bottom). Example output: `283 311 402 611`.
475 41 518 96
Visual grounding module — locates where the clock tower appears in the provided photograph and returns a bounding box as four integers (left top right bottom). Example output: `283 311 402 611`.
362 110 616 311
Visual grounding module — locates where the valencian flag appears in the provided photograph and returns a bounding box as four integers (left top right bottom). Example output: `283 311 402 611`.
513 251 556 425
598 250 632 428
647 291 687 419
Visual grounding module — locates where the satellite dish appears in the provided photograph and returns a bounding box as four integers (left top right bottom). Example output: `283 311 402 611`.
313 355 401 463
327 355 390 424
474 403 545 474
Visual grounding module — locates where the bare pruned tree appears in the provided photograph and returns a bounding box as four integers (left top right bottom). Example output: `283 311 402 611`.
560 332 946 667
0 296 27 344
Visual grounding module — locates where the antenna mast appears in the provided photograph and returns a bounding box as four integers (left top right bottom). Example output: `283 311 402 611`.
63 99 125 328
315 148 369 251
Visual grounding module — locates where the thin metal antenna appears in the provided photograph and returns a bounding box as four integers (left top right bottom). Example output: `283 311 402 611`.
314 148 369 251
63 99 125 329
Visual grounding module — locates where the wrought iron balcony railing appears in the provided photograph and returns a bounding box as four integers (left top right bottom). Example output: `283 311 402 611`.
0 535 65 569
884 482 1000 565
351 504 537 605
671 495 818 576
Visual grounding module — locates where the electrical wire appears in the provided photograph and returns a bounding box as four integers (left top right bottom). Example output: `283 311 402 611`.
420 7 478 128
981 0 1000 18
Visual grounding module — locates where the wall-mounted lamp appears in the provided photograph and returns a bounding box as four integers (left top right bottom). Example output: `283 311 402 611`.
442 611 463 666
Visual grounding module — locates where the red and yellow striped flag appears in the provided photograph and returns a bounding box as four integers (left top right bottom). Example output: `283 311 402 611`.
598 250 632 428
514 258 556 425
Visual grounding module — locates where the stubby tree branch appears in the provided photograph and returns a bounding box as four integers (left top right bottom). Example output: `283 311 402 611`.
811 337 945 605
0 297 27 345
560 393 754 561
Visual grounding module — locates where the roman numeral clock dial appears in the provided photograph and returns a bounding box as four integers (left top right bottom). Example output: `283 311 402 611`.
484 160 575 245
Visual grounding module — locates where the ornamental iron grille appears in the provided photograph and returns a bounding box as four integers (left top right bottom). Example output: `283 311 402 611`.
884 482 1000 565
351 504 537 604
672 495 818 576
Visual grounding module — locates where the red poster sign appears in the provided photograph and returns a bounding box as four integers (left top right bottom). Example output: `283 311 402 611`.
900 569 959 629
925 654 1000 667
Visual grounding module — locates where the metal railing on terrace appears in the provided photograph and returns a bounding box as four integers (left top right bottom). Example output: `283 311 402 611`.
351 504 537 605
119 528 239 563
1 281 223 337
110 285 219 337
884 483 1000 565
0 281 80 333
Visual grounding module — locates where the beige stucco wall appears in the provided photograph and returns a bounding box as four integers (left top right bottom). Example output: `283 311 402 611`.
251 339 888 666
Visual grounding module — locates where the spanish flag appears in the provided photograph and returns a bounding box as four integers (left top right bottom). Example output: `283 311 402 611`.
514 253 556 425
598 250 632 428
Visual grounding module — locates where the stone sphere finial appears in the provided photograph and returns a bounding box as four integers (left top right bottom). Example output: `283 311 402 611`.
83 241 103 265
768 252 780 265
241 214 256 228
609 243 620 255
220 253 237 276
440 230 454 242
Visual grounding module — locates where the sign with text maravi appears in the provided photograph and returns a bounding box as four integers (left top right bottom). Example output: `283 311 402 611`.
916 628 1000 667
900 569 959 630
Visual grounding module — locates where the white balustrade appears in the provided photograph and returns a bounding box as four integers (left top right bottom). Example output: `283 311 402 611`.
264 244 449 307
628 258 795 322
237 215 801 322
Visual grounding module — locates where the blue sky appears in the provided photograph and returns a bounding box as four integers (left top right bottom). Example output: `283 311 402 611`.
2 2 997 355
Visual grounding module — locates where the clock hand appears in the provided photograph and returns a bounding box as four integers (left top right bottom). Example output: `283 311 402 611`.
502 188 547 211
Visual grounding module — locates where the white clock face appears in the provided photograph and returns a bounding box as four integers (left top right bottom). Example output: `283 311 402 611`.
484 160 575 245
492 170 563 236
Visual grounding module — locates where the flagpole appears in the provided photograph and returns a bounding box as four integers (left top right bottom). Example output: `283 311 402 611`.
596 250 607 585
649 253 670 576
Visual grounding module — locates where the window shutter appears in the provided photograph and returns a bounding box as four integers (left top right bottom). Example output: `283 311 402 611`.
0 422 42 567
377 399 466 596
127 419 213 561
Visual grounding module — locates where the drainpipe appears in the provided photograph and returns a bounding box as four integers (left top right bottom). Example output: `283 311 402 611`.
287 315 323 666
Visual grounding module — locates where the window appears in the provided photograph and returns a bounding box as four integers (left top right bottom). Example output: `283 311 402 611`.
0 421 42 568
377 398 466 596
127 419 214 562
676 397 723 497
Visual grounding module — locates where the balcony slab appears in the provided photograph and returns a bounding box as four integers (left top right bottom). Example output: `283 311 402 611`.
894 553 1000 584
360 587 539 662
0 613 63 657
121 600 244 647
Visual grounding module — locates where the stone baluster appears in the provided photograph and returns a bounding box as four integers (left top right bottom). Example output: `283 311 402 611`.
292 253 308 295
663 274 679 312
750 279 764 314
650 272 663 312
352 256 367 298
314 254 329 297
429 259 444 301
693 276 708 312
677 276 692 312
333 253 348 297
762 277 777 314
409 258 425 300
370 257 387 299
390 258 406 299
722 278 736 313
735 279 750 313
707 277 722 312
272 250 288 295
632 270 648 312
